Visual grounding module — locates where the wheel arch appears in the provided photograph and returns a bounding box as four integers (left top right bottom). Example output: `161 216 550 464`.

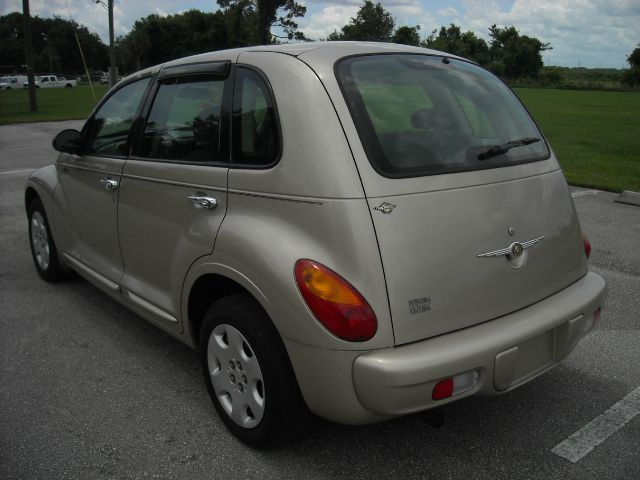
25 164 73 265
182 263 273 350
25 185 40 211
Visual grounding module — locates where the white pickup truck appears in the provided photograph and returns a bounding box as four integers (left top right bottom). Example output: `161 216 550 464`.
24 75 77 88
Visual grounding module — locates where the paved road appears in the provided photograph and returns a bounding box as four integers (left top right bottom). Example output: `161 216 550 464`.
1 121 639 479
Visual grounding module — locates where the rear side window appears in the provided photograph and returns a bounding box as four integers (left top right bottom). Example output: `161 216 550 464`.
84 77 150 156
139 77 226 163
232 67 280 167
336 55 549 178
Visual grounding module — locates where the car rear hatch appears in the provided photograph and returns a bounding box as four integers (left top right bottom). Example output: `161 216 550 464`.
334 53 588 345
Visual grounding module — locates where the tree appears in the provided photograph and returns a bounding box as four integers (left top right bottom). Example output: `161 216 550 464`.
327 1 394 42
116 9 250 72
392 25 420 46
488 25 551 79
423 24 489 65
0 12 108 74
622 43 640 86
217 0 306 45
628 44 640 67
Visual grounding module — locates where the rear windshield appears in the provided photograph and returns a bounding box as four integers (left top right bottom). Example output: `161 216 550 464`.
336 54 549 178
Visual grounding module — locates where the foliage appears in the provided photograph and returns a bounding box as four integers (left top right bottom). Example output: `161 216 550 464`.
423 24 489 65
622 67 640 87
488 25 551 79
508 67 638 91
116 10 235 72
327 1 394 42
622 44 640 87
627 44 640 67
0 12 108 74
217 0 306 45
392 26 421 46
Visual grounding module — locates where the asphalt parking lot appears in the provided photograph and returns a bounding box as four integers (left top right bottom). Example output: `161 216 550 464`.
1 121 639 479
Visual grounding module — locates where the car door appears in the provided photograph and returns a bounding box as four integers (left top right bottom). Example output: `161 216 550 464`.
56 76 152 287
116 61 232 330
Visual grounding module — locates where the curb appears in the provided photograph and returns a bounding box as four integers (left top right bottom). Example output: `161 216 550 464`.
614 190 640 207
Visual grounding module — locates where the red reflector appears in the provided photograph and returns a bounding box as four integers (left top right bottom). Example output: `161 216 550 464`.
582 232 591 259
593 307 601 325
432 378 454 400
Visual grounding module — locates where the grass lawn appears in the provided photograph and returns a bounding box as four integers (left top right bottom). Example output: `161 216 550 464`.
514 88 640 193
0 84 109 125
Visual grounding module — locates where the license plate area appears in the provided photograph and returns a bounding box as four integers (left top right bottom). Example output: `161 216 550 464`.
494 314 585 391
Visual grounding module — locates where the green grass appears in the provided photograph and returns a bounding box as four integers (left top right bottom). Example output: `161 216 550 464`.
514 88 640 192
0 85 109 125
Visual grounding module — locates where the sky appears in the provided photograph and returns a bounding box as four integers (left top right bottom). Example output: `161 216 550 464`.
1 0 638 68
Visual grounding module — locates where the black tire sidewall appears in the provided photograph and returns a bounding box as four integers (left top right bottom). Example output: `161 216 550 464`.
199 294 304 448
28 198 64 282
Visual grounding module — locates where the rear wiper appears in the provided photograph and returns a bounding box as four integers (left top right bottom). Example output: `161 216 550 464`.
477 137 541 161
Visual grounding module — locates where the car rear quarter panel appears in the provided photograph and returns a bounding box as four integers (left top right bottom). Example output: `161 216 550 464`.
185 52 394 351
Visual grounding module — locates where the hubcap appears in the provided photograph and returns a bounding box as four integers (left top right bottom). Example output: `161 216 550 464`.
207 324 265 428
30 211 50 270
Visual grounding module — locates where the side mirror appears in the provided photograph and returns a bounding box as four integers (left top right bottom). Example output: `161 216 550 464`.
52 129 82 154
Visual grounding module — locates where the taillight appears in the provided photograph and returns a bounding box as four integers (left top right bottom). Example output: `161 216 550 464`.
582 232 591 259
294 259 377 342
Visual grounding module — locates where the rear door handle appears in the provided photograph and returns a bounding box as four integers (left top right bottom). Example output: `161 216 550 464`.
99 178 118 192
188 195 218 209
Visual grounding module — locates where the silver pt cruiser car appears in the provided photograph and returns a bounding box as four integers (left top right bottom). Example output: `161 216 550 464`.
26 42 607 447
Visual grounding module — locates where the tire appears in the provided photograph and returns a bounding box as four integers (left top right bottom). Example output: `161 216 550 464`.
200 294 309 448
65 84 72 88
28 198 66 282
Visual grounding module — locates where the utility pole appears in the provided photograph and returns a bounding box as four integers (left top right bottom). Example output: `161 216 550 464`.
108 0 117 87
95 1 117 86
22 0 37 112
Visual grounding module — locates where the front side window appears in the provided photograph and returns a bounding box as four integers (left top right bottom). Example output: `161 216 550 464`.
84 77 150 156
336 55 549 178
139 76 226 163
232 68 279 167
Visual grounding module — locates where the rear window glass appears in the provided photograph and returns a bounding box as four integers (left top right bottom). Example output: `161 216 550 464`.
336 55 549 178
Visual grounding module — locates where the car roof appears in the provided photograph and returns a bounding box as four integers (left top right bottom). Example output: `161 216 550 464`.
123 42 462 83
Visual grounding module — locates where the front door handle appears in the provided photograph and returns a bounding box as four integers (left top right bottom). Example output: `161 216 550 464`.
188 195 218 209
99 178 118 192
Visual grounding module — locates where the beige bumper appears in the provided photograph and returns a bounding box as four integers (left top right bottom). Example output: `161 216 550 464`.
352 271 607 416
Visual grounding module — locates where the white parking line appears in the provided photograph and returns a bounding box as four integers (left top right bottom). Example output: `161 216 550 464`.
551 386 640 463
571 190 599 198
0 169 35 176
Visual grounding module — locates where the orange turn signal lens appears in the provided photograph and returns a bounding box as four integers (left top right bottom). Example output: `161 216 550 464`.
295 259 377 342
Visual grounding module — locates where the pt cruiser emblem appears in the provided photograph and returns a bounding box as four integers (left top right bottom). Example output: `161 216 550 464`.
477 236 545 258
373 202 397 214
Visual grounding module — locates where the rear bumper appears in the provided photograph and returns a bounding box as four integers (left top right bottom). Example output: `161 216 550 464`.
353 271 607 416
285 271 606 425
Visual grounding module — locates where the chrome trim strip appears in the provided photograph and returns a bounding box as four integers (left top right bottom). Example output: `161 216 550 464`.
227 188 324 205
122 289 179 324
62 253 120 291
120 173 227 193
58 162 119 175
477 236 545 258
